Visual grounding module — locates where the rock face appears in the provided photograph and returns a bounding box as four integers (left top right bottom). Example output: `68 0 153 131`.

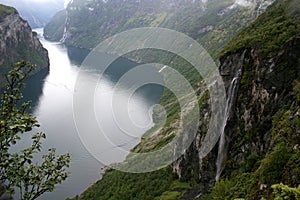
172 0 300 198
0 0 64 28
0 4 49 85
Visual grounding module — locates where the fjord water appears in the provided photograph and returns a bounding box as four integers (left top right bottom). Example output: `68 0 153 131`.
20 29 164 199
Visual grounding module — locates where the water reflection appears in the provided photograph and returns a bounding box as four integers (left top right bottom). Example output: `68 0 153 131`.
19 30 163 199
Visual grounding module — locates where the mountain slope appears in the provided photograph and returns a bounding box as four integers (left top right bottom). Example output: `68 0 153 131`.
174 0 300 198
0 4 49 86
44 0 274 58
69 0 300 199
0 0 64 28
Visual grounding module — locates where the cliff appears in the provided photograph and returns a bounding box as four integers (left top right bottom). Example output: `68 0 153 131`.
0 0 64 28
70 0 300 199
0 4 49 86
172 0 300 199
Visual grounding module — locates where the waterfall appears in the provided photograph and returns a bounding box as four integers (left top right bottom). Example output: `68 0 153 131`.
60 10 69 43
215 50 246 182
61 27 67 43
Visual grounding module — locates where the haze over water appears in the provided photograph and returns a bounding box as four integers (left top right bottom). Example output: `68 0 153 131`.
18 29 163 199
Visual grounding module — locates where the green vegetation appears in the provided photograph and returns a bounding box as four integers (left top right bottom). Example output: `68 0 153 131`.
210 179 235 200
204 183 300 200
44 10 67 41
222 0 300 57
70 167 197 200
0 4 15 21
198 3 300 198
69 167 174 200
0 3 49 87
45 0 260 159
65 0 300 199
200 74 300 200
156 191 183 200
45 0 257 58
271 183 300 199
0 61 71 200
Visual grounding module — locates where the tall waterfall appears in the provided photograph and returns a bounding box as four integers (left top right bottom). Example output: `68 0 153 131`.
60 10 69 43
215 51 246 182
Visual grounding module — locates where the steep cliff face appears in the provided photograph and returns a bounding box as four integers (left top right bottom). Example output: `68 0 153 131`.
0 4 49 85
172 0 300 198
0 0 64 28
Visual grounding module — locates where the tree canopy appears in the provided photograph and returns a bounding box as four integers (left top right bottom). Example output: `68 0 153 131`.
0 61 71 200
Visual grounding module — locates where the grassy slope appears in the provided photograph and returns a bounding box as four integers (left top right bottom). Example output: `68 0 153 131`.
68 168 174 200
221 0 300 57
0 4 15 20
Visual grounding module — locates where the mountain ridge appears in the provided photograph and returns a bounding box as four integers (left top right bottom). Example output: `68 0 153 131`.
44 0 274 58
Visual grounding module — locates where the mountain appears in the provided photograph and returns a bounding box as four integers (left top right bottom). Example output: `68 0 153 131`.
44 0 274 58
67 0 300 199
172 0 300 198
0 4 49 86
0 0 64 28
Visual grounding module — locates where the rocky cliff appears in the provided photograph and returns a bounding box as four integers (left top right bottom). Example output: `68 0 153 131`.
0 0 64 28
70 0 300 199
172 0 300 199
0 4 49 85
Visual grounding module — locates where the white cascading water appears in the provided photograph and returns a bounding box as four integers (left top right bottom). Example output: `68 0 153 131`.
215 71 240 182
215 50 246 182
60 10 69 42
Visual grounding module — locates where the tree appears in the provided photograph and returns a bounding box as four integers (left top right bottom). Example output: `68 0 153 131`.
0 61 71 200
271 183 300 200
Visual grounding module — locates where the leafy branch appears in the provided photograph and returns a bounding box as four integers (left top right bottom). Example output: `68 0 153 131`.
0 61 71 200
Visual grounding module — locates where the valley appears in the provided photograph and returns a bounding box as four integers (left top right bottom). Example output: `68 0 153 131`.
0 0 299 199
